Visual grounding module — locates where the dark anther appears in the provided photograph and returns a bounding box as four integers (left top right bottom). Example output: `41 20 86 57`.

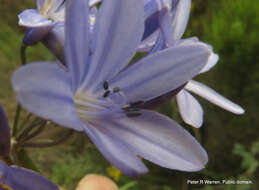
113 87 120 93
130 100 144 107
103 81 109 90
126 112 142 118
103 90 110 98
123 107 140 112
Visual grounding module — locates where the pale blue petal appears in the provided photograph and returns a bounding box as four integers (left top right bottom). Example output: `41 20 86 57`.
176 89 204 128
23 26 53 45
158 6 175 46
47 0 65 15
51 3 65 22
81 0 145 91
137 30 159 52
42 22 65 63
185 80 245 114
94 110 208 171
0 161 58 190
109 43 210 103
65 0 90 90
12 62 83 131
178 37 219 73
18 9 53 45
83 124 148 177
171 0 191 41
142 0 171 39
18 9 53 28
200 52 219 73
37 0 45 11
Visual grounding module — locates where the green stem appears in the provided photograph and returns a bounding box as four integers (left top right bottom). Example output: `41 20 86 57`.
20 129 74 148
119 181 138 190
18 113 33 132
20 121 47 142
12 105 22 137
20 44 27 65
12 44 28 137
17 118 42 141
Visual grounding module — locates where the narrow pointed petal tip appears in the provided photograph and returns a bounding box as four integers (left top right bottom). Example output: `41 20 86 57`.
186 80 245 115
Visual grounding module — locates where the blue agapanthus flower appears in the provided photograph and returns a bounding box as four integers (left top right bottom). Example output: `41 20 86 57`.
0 161 58 190
18 0 99 63
142 1 245 128
13 0 211 176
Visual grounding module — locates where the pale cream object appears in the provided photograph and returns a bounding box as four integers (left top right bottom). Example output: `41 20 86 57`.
76 174 118 190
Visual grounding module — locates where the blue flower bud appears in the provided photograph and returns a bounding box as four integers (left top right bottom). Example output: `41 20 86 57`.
0 161 58 190
0 105 11 158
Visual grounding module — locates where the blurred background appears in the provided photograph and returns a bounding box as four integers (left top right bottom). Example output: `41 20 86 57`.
0 0 258 189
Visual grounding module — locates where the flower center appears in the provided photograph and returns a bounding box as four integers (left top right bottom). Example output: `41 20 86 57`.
39 0 64 21
74 81 143 121
39 0 56 18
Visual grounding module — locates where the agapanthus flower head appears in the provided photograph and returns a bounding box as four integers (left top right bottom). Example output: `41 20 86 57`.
13 0 211 176
0 161 58 190
18 0 99 63
0 104 11 158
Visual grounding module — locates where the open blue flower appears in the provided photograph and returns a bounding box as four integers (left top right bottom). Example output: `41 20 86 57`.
13 0 211 176
144 1 245 128
0 161 58 190
18 0 99 63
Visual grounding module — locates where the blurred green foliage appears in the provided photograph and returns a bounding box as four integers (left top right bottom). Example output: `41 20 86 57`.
0 0 258 189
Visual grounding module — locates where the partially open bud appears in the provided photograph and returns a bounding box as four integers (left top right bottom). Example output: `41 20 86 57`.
0 104 11 158
76 174 118 190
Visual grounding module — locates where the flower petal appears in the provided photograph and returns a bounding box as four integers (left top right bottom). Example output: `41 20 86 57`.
47 0 65 16
81 0 145 91
137 30 159 52
171 0 191 41
176 89 204 128
23 26 53 45
37 0 45 11
65 0 90 90
82 123 148 177
110 43 210 103
93 110 208 171
12 62 83 131
200 52 219 73
142 0 171 40
18 9 53 28
18 9 54 45
185 80 245 114
178 37 219 73
0 161 58 190
42 22 65 63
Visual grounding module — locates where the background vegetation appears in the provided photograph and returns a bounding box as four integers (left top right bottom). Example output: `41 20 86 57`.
0 0 258 189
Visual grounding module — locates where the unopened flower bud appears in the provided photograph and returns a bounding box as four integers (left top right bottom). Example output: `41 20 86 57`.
0 105 10 158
